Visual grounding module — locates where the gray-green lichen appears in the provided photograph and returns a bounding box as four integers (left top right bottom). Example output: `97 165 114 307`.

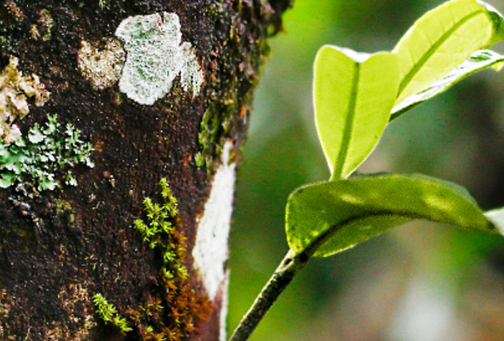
0 114 94 192
115 12 204 105
0 56 50 143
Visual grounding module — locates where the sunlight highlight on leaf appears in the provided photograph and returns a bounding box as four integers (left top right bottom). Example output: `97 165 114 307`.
391 49 504 119
286 174 496 258
313 46 399 180
393 0 499 107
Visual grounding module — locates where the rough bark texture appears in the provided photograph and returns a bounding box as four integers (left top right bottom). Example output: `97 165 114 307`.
0 0 292 340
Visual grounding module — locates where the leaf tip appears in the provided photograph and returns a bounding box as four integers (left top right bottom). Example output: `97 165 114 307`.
484 208 504 236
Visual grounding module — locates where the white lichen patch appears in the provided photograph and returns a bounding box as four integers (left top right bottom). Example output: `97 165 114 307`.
77 38 126 90
180 42 205 95
193 141 236 300
115 12 204 105
0 55 50 143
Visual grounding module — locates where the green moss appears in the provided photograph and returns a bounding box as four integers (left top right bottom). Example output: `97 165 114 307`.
0 114 94 193
133 178 179 249
195 107 219 169
92 293 132 335
196 100 236 171
127 178 210 341
90 179 210 340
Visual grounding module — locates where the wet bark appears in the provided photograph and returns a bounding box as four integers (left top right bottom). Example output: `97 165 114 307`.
0 0 292 340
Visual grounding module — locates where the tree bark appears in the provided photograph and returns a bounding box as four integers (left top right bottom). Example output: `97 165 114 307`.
0 1 291 340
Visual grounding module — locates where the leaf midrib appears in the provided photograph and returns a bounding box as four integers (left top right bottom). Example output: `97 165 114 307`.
300 210 429 257
332 62 360 180
298 204 493 257
391 49 503 120
397 9 485 99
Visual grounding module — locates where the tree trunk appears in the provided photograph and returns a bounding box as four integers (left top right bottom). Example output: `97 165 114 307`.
0 1 291 340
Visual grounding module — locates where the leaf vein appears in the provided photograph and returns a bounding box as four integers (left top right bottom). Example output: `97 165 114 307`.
332 62 360 179
397 9 484 98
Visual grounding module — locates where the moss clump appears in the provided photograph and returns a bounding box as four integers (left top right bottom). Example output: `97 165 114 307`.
133 178 179 250
92 293 132 334
128 178 210 341
195 101 236 172
92 179 210 340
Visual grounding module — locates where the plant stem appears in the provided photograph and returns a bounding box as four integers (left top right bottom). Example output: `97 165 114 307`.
228 250 310 341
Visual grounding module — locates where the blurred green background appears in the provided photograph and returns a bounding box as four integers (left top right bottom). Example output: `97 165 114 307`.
228 1 504 340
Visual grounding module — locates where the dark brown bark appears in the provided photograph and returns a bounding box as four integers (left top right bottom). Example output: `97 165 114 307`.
0 0 292 340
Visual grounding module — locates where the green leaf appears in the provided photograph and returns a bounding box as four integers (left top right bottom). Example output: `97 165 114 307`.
285 173 497 258
393 0 501 108
314 46 399 180
391 49 504 120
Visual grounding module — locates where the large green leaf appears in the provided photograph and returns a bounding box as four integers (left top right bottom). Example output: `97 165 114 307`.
286 173 497 258
391 49 504 120
393 0 502 107
314 46 399 180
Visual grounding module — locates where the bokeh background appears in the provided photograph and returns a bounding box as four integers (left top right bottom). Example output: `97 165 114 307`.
228 1 504 340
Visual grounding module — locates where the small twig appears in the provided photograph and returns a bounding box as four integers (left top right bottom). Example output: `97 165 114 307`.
229 215 346 341
228 250 309 341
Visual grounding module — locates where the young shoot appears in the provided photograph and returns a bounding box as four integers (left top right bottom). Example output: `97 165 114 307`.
229 0 504 340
